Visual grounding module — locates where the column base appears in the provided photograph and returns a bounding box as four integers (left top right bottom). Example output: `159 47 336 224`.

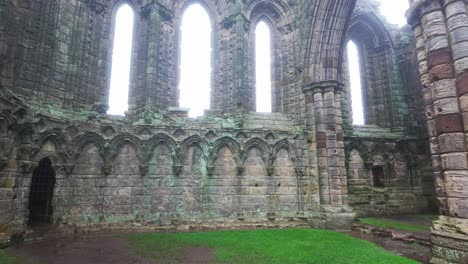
309 205 356 230
431 216 468 264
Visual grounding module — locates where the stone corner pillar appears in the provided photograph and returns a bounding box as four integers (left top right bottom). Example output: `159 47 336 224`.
408 0 468 262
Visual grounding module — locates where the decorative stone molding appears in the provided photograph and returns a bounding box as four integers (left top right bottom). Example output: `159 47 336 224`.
172 165 183 177
295 167 305 177
101 162 112 175
302 80 344 94
83 0 106 14
266 166 274 176
139 164 149 176
19 161 35 174
237 166 245 176
207 165 215 177
140 1 173 21
63 164 75 176
221 13 250 31
0 157 8 171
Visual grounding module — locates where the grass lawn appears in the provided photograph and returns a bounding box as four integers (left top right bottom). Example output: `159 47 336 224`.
0 250 18 264
359 217 427 232
124 228 418 264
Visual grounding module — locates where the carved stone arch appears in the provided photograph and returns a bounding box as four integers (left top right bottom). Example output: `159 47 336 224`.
106 133 144 162
243 137 271 165
178 135 211 171
246 0 293 29
72 132 106 164
345 139 370 166
30 152 66 176
145 133 178 161
303 1 355 82
167 0 228 21
264 131 278 144
210 137 243 167
347 11 393 48
33 117 48 134
35 129 71 159
271 139 300 167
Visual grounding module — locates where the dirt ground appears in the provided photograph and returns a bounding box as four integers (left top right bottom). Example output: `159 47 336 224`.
346 231 430 263
7 235 215 264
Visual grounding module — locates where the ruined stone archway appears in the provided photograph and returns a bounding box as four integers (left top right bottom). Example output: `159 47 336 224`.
28 158 56 226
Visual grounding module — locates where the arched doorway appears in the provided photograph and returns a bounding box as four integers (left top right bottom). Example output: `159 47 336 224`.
28 158 56 226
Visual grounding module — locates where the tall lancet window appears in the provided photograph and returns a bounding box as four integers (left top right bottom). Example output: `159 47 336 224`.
108 4 134 115
179 3 212 117
255 21 272 113
347 40 365 125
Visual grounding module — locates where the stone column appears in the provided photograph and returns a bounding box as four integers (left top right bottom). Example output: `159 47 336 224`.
303 81 354 229
408 0 468 262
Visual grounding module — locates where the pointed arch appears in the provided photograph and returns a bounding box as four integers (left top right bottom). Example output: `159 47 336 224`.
243 137 271 165
107 3 135 115
210 137 242 167
106 133 144 161
271 139 300 167
72 132 106 163
145 133 178 161
179 135 211 158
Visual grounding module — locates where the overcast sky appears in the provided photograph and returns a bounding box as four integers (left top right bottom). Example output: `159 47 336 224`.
108 1 410 117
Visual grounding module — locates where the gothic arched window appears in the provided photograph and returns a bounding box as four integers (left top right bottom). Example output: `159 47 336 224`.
255 21 272 113
108 4 134 115
347 40 365 125
179 3 212 117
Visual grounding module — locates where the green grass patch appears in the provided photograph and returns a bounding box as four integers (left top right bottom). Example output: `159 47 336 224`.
0 250 19 264
360 217 427 231
124 228 417 264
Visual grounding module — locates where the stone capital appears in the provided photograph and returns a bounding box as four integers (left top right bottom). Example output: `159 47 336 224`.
302 80 344 95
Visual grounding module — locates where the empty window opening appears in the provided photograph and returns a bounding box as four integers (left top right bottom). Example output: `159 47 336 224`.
347 41 365 125
108 4 134 116
28 158 56 226
255 21 272 113
372 166 385 188
179 3 212 117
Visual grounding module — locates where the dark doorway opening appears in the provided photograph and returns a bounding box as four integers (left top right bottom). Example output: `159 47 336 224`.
372 166 385 188
28 158 56 226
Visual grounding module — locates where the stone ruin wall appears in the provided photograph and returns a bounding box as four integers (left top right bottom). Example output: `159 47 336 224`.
0 0 441 255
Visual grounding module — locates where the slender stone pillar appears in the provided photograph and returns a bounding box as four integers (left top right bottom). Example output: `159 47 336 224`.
303 81 354 229
408 0 468 262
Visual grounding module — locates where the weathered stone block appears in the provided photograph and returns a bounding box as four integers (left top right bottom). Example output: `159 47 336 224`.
435 114 463 134
431 79 457 100
441 152 468 170
438 133 465 153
